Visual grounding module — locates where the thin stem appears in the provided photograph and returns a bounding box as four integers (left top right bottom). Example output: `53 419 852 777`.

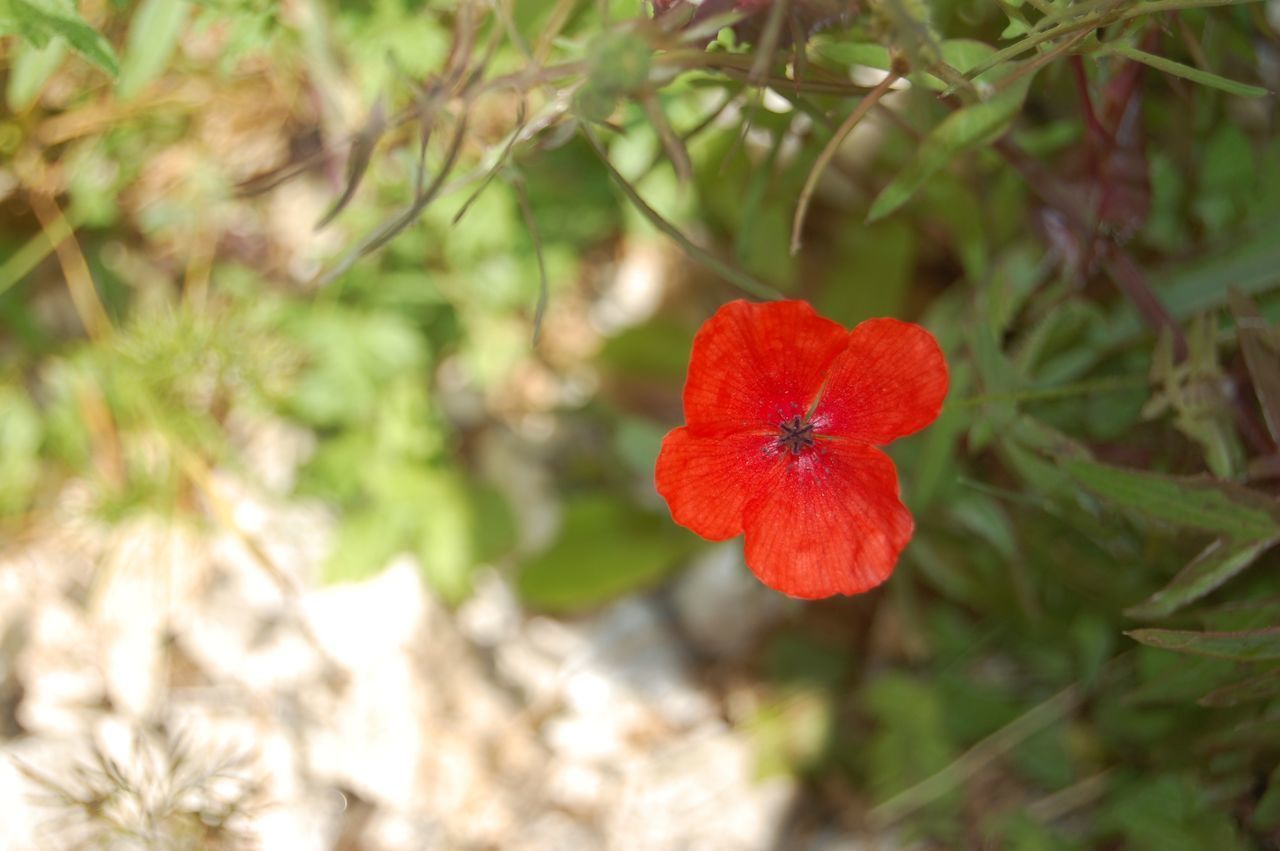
791 71 900 255
868 684 1085 827
27 191 111 340
583 127 781 300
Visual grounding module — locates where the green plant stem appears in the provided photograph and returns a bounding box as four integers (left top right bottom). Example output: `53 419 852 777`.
791 70 900 255
867 684 1084 827
0 207 81 299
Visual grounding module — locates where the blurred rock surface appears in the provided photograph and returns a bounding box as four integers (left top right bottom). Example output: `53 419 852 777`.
0 413 902 850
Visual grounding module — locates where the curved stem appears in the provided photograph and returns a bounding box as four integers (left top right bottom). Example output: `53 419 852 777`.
791 70 900 255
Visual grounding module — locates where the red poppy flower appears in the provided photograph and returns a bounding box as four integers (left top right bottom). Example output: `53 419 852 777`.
655 300 948 599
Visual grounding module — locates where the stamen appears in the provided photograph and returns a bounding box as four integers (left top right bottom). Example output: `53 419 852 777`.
777 414 816 455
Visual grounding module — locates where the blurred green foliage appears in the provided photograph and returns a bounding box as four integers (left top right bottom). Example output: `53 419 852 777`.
3 0 1280 846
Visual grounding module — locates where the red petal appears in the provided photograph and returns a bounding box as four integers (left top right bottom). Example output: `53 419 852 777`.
655 425 780 541
812 318 948 445
683 300 849 432
741 442 912 598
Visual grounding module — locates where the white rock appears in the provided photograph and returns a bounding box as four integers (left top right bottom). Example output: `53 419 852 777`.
607 722 794 851
672 542 793 660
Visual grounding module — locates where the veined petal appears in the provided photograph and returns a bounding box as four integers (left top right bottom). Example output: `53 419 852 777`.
683 300 849 432
812 318 948 445
655 425 782 541
741 442 912 598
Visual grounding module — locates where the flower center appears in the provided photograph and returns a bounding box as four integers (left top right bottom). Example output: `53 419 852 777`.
777 414 816 456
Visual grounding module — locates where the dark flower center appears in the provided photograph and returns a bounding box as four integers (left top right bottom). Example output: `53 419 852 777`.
777 414 816 455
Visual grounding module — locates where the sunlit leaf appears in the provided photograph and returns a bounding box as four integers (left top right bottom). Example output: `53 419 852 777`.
117 0 188 99
0 386 42 515
0 0 119 75
5 35 65 111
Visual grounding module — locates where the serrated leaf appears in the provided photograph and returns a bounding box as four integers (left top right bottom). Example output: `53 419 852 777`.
1199 667 1280 707
0 0 120 76
1107 42 1268 99
1128 626 1280 661
867 71 1034 222
1063 460 1280 539
116 0 187 98
1125 536 1280 620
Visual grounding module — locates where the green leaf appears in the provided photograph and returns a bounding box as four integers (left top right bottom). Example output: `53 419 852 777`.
0 0 120 76
819 219 914 323
1062 460 1280 539
1098 774 1250 851
867 71 1034 222
0 385 42 515
1199 667 1280 707
863 673 958 803
286 310 428 428
1125 536 1280 620
1106 42 1268 98
1229 288 1280 444
116 0 187 98
325 507 409 585
1198 596 1280 631
1128 626 1280 661
1253 764 1280 830
412 468 477 604
5 35 66 112
324 466 478 603
517 498 696 612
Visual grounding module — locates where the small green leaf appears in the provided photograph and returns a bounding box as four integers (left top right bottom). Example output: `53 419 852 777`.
0 0 120 76
1125 536 1280 620
1199 667 1280 707
5 35 66 112
868 72 1034 222
1063 460 1280 539
116 0 188 99
1127 626 1280 661
517 498 696 612
1106 42 1268 98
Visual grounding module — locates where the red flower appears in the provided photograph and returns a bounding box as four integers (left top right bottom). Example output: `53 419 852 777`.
655 300 948 599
